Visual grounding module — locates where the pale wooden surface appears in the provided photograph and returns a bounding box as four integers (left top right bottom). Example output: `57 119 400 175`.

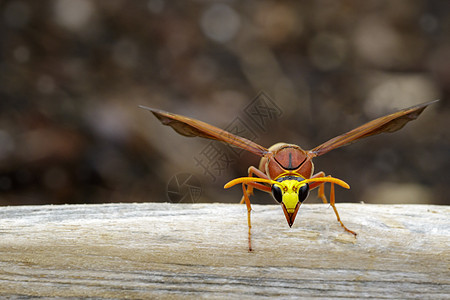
0 202 449 299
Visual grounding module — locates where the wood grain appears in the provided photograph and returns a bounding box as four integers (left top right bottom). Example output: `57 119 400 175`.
0 203 449 298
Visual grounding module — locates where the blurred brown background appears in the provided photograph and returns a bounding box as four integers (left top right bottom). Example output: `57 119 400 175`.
0 0 448 206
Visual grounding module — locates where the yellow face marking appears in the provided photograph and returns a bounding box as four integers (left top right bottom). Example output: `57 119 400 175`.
274 180 307 213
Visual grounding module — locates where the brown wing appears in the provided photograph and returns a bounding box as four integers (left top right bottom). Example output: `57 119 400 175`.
139 105 269 157
309 100 438 157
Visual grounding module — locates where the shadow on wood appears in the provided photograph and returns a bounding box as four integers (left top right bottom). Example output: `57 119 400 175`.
0 203 449 298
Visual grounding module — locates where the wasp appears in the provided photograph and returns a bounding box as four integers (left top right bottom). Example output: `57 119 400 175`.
141 100 437 250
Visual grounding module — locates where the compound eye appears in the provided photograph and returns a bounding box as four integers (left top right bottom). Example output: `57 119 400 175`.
298 183 310 202
271 185 283 203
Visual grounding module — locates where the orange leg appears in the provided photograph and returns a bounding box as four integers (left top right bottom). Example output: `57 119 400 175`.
310 172 357 236
239 166 272 251
239 166 271 204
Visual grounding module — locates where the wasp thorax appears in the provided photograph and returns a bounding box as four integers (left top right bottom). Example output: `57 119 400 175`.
265 144 314 180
